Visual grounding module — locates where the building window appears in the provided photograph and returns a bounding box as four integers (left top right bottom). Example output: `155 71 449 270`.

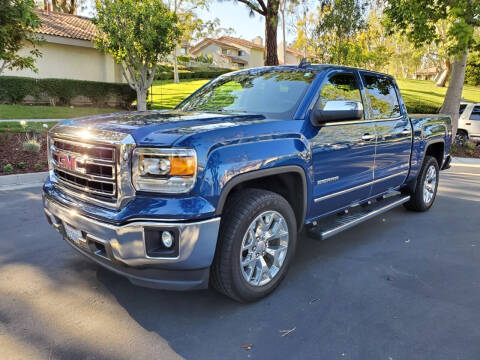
238 50 246 56
222 48 228 55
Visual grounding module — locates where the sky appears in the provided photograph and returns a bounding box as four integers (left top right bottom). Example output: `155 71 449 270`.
78 1 295 46
196 2 265 42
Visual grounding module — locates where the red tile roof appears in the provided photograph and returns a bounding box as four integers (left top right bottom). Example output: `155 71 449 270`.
220 54 248 64
218 36 264 50
190 38 241 54
35 10 96 41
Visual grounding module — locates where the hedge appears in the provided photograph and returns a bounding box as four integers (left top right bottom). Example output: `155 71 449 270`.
0 76 136 108
154 65 232 81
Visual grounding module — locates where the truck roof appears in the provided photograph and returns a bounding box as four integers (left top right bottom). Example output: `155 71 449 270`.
226 64 395 79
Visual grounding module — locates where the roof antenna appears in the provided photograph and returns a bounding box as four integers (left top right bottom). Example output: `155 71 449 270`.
298 58 310 68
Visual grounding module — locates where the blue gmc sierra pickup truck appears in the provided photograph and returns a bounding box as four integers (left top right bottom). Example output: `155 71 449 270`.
43 64 452 302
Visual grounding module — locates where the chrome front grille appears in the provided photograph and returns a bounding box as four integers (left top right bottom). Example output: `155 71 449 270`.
48 124 136 209
51 138 118 200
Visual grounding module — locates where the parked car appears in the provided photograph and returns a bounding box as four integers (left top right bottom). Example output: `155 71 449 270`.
43 65 452 302
456 102 480 145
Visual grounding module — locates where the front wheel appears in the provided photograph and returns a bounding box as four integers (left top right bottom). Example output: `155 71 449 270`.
211 189 297 302
403 155 439 212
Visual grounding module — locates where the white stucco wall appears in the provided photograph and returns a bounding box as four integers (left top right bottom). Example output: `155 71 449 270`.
248 49 265 67
3 36 124 83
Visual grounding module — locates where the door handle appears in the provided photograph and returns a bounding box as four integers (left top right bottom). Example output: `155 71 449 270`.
466 122 471 126
362 133 376 141
401 129 411 135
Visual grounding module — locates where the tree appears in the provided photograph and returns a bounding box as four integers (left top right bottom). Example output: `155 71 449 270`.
233 0 280 65
314 0 367 65
385 0 480 138
40 0 87 14
93 0 181 111
0 0 41 75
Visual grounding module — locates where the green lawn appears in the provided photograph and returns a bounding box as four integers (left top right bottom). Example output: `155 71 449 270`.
0 121 58 133
150 78 480 114
0 104 117 120
150 79 209 109
396 79 480 113
1 78 479 119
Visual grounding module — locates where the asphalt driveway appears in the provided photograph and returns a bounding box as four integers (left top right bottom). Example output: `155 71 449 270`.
1 162 480 360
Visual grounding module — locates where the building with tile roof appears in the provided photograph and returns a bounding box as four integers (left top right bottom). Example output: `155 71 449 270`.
190 36 317 68
3 10 124 84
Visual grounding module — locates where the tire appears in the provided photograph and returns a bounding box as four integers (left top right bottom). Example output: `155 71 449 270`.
403 155 439 212
211 189 297 302
454 130 468 146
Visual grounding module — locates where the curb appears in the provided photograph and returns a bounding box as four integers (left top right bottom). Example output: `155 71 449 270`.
0 172 48 190
451 157 480 166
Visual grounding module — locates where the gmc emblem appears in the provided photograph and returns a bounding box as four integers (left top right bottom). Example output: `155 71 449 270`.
57 154 76 171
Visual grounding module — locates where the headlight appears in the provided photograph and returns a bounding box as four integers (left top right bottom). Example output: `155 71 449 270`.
132 148 197 193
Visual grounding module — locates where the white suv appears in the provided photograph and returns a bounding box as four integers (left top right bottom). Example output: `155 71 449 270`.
456 103 480 145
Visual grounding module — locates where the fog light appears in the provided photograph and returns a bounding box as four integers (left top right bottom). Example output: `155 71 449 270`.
161 231 174 248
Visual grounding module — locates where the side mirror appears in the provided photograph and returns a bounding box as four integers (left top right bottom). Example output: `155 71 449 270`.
311 100 364 126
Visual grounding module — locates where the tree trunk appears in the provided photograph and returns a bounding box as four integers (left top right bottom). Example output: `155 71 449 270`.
173 0 179 84
281 0 286 64
173 46 179 84
264 1 280 66
435 59 451 87
439 52 468 141
136 89 148 111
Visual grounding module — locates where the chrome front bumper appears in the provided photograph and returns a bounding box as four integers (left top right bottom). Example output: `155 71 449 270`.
43 195 221 290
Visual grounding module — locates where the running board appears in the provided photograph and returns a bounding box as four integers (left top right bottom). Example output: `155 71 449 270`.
308 194 411 240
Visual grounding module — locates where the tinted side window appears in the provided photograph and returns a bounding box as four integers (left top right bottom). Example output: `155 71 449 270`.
319 72 362 107
470 106 480 121
362 74 401 119
459 104 467 115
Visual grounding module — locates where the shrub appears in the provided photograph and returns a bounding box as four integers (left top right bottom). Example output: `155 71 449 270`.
465 52 480 86
3 164 14 173
22 139 41 153
466 141 477 151
177 55 190 63
17 161 27 169
0 76 136 109
34 163 43 170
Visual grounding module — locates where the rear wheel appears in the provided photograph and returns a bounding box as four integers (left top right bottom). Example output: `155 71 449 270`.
211 189 297 302
403 155 439 212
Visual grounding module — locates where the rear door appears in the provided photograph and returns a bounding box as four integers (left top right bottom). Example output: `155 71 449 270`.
360 72 411 195
467 105 480 137
310 70 376 217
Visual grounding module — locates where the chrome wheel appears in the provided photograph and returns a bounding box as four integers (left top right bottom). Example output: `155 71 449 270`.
454 132 468 146
239 210 289 287
423 165 437 204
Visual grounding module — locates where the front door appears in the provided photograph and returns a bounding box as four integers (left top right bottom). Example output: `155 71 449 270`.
309 70 376 218
360 73 411 195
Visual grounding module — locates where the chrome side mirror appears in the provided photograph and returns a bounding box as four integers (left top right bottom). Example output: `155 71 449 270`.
311 100 364 126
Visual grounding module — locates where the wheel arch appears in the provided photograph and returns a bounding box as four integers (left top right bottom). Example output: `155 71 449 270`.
215 165 308 231
425 140 445 168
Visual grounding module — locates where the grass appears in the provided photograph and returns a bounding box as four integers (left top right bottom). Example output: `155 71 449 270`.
0 121 58 133
1 78 479 119
150 78 480 114
0 104 116 120
150 79 209 109
396 79 480 113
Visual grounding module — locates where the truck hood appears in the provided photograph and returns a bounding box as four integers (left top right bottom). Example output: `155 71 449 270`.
59 110 270 146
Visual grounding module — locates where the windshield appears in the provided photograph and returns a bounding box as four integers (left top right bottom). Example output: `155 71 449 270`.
177 68 317 119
